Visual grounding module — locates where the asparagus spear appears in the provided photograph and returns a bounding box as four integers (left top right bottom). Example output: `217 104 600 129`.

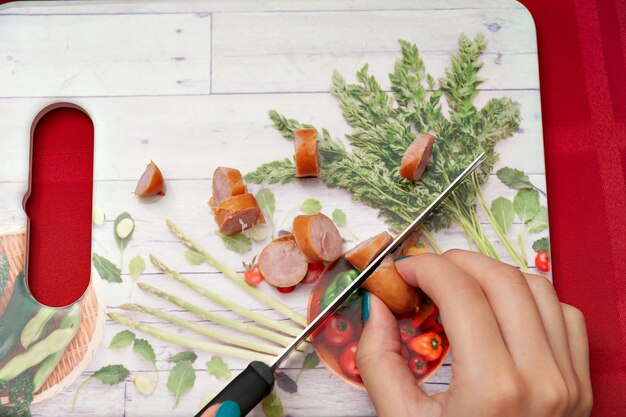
119 303 283 356
150 255 302 337
108 313 274 363
137 283 301 350
166 219 307 326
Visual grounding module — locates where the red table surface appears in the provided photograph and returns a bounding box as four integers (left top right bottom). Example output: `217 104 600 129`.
1 0 625 414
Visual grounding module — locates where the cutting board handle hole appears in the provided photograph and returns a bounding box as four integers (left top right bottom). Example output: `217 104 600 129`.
23 104 94 308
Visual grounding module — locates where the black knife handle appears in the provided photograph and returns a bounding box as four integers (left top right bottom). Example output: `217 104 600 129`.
194 361 275 417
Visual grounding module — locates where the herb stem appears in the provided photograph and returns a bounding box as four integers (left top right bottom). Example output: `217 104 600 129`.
421 229 443 254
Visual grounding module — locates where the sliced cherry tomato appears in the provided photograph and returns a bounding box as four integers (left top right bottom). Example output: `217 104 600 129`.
302 261 325 284
535 251 551 272
408 331 443 361
409 356 429 377
321 315 355 347
277 285 296 293
399 321 417 344
243 265 264 286
339 341 360 378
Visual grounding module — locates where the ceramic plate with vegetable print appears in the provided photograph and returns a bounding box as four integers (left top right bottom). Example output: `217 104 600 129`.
0 1 546 416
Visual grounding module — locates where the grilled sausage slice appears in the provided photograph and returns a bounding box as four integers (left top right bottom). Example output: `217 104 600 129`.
212 167 248 205
258 235 308 287
345 232 393 271
400 134 435 181
292 213 342 262
294 128 320 178
210 193 265 235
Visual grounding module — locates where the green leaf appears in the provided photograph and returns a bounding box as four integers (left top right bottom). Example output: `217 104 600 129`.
513 189 541 223
244 158 297 185
302 352 320 370
92 253 122 283
167 360 196 409
185 251 205 266
133 338 156 366
528 206 549 233
532 237 550 254
92 364 129 385
300 199 322 215
205 356 232 380
275 372 298 394
108 330 136 349
332 208 347 227
129 256 145 279
168 351 198 364
497 167 534 190
0 252 8 298
92 206 106 226
262 392 284 417
256 189 276 223
218 232 252 254
490 197 514 233
114 212 135 251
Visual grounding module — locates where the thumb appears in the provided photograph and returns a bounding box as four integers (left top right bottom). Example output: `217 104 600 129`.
357 292 437 417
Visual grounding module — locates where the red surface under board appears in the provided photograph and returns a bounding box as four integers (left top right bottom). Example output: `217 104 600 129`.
1 0 625 415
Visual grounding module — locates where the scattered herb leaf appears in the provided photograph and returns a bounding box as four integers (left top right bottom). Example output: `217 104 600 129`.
92 253 122 283
532 237 550 254
109 330 136 349
167 360 196 409
218 232 252 254
93 364 130 385
496 167 534 190
168 351 198 364
185 250 205 265
302 352 320 369
513 189 541 224
114 212 135 251
133 338 157 366
332 208 347 227
256 189 276 224
205 356 232 380
275 372 298 394
244 158 297 185
262 392 284 417
527 206 549 233
199 392 217 408
300 199 322 215
490 197 515 233
129 256 145 279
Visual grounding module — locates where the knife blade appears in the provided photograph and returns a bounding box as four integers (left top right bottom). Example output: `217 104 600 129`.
194 151 486 417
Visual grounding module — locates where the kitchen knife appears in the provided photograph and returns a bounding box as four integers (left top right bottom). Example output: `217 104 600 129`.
194 151 486 417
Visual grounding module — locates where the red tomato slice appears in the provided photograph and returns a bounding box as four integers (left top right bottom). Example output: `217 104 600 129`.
302 261 325 284
339 341 360 378
244 266 264 286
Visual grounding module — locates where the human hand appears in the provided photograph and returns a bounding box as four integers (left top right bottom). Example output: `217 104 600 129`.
357 250 592 417
198 400 241 417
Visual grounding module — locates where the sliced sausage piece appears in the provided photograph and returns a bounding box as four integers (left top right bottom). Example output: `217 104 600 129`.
212 167 248 205
294 128 320 178
397 227 423 257
292 213 342 262
400 134 435 181
258 236 308 287
135 161 165 196
210 193 265 235
362 255 420 315
345 232 393 271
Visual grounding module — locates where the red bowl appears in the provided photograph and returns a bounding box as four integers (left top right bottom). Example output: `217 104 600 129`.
307 257 449 389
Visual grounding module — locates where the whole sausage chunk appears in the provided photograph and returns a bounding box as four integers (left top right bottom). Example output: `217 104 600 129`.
212 167 248 205
399 133 435 181
292 213 343 262
345 232 393 271
210 193 265 235
258 236 308 288
362 256 420 315
294 128 320 178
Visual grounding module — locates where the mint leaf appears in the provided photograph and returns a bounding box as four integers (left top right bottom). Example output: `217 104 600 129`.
513 189 540 223
262 392 284 417
185 251 205 266
496 167 533 190
300 199 322 215
332 208 347 227
528 206 549 233
133 338 156 366
114 212 135 251
93 253 122 283
205 356 231 380
256 189 276 224
168 351 198 364
109 330 136 349
92 364 129 385
532 237 550 254
490 197 514 233
218 232 252 254
167 360 195 409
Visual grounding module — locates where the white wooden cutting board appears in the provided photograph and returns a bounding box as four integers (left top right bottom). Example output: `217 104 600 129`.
0 1 544 416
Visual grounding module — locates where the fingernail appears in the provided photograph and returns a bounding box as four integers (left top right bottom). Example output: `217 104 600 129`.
362 291 371 323
216 401 241 417
395 255 411 262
